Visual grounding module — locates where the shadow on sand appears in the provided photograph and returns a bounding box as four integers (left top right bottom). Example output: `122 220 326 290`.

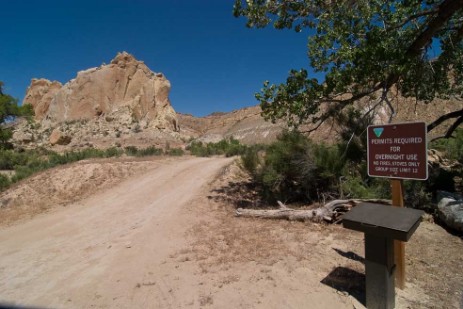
320 266 366 306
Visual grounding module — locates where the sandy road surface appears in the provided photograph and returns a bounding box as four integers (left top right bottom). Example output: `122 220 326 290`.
3 156 458 308
0 157 234 308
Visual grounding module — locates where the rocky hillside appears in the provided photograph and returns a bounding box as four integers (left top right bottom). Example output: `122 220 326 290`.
13 52 184 150
177 106 286 144
178 93 462 145
11 52 462 150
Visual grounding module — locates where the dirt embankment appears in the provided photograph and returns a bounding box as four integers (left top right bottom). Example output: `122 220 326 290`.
0 157 461 308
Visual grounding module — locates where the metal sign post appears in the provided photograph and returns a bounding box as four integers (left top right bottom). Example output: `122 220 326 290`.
367 122 428 290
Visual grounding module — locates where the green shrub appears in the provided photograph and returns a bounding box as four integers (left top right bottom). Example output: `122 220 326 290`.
104 147 123 158
124 146 139 156
137 146 163 157
187 141 210 157
241 146 261 175
225 138 247 157
241 131 347 203
431 128 463 162
187 138 248 157
167 148 184 156
0 173 10 190
341 175 390 199
0 150 28 169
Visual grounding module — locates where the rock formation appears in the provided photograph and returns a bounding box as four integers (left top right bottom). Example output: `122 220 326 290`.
23 79 62 121
23 52 178 132
436 191 463 233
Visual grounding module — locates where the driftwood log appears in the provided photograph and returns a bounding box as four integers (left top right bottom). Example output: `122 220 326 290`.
235 199 391 223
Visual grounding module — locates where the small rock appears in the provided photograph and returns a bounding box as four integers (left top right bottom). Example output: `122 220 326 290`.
436 191 463 233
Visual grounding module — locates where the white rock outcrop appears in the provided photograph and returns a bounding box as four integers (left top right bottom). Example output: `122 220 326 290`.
23 52 178 132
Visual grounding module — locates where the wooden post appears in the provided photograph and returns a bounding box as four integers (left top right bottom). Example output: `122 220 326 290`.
391 179 405 290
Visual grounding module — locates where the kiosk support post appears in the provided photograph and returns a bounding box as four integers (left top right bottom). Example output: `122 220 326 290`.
343 203 424 309
391 179 405 290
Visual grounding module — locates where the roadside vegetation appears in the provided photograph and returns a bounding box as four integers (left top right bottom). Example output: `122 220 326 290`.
0 145 184 191
240 129 463 210
186 137 247 157
0 137 249 193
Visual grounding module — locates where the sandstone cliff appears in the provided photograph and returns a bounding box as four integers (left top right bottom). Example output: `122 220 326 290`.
23 52 178 131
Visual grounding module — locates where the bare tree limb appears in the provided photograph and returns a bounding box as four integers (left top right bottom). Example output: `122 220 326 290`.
427 108 463 132
236 199 391 223
444 115 463 137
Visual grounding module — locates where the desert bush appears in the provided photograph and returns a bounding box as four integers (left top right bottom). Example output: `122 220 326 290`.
48 148 108 165
431 128 463 163
167 148 184 156
0 174 10 190
0 150 28 169
124 145 164 157
340 174 390 199
124 146 139 156
241 131 348 203
187 141 209 157
224 138 248 157
104 147 123 158
187 138 247 157
240 146 262 175
136 146 163 157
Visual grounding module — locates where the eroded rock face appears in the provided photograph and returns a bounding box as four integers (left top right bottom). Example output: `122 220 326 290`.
23 52 178 131
23 79 62 121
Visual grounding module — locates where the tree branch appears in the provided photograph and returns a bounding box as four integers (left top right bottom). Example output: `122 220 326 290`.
391 9 439 30
444 115 463 137
407 0 463 57
427 108 463 132
303 84 385 133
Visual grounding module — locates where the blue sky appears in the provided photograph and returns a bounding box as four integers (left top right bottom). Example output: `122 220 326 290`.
1 0 319 117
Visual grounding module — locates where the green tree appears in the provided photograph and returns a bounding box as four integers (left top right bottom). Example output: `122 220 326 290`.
0 82 34 148
234 0 463 137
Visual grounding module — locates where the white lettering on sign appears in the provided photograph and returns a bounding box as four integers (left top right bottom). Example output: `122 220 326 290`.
370 153 422 175
375 154 405 160
393 137 423 144
368 122 428 180
371 138 393 144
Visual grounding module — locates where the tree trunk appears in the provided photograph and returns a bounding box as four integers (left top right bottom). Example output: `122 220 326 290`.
235 199 391 223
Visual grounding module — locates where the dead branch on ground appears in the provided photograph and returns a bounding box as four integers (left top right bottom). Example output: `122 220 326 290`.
235 199 391 223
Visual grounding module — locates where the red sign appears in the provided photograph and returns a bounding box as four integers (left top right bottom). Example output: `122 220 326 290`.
367 122 428 180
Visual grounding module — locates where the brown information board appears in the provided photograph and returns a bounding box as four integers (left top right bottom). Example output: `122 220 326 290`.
367 122 428 180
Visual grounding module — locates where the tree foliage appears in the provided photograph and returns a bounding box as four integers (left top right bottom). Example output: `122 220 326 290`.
0 82 34 148
234 0 463 137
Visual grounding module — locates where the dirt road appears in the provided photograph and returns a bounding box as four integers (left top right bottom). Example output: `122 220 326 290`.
0 157 363 309
0 157 236 308
2 156 460 308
